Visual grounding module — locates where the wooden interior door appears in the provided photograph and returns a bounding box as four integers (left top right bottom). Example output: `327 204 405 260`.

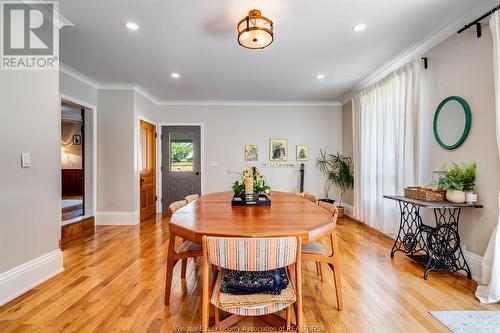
140 120 157 221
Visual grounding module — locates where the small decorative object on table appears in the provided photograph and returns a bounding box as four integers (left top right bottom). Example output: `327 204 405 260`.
232 167 271 206
404 187 446 202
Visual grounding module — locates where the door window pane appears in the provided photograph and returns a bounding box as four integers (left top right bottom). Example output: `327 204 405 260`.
169 132 194 172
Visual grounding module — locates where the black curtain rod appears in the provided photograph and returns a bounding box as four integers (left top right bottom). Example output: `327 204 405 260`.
457 3 500 34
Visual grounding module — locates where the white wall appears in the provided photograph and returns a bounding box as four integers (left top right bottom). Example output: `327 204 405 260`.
157 104 342 199
421 26 500 256
96 90 136 221
0 70 63 304
60 71 97 107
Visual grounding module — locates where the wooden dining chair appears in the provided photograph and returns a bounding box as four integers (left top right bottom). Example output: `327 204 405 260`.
185 194 199 203
165 200 202 303
301 201 343 311
294 188 305 197
202 236 303 332
304 192 318 204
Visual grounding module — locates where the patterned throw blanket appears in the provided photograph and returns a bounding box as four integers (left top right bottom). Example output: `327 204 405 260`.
220 268 289 295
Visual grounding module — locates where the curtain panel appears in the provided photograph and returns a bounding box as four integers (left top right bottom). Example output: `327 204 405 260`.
352 59 421 236
475 11 500 304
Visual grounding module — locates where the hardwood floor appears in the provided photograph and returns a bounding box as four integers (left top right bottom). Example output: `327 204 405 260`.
0 214 498 332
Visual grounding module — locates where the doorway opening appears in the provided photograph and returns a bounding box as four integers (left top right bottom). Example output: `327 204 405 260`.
61 102 85 223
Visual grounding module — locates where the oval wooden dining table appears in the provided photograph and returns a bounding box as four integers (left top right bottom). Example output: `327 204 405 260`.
164 191 335 308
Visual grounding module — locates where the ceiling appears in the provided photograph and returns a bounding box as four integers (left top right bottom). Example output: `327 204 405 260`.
60 0 483 102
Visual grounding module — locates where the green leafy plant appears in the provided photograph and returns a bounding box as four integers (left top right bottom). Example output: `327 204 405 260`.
171 142 193 162
440 162 476 192
232 167 271 196
316 150 354 206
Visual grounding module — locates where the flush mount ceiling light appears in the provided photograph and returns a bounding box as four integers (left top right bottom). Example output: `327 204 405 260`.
237 9 274 49
317 74 325 80
171 72 180 79
126 22 139 31
352 23 367 32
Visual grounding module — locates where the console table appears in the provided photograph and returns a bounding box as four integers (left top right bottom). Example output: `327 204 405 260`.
383 195 482 279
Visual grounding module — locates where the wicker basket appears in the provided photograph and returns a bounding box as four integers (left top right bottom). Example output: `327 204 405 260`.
404 186 446 202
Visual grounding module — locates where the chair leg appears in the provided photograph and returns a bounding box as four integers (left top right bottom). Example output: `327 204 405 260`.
286 305 292 331
214 306 220 329
181 258 188 279
164 234 176 305
330 233 343 311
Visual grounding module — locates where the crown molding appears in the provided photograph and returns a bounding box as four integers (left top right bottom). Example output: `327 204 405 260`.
339 0 498 105
60 63 99 89
60 63 341 107
155 100 342 107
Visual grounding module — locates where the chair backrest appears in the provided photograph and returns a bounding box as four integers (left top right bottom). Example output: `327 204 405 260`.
203 237 299 271
168 199 187 214
294 188 305 197
304 193 318 204
318 201 338 226
185 194 199 203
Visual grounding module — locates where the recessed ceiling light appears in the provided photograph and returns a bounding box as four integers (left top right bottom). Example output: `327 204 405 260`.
126 22 139 31
352 23 367 32
317 74 325 80
171 72 180 79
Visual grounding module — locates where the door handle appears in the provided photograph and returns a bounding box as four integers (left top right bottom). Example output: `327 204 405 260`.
195 172 200 176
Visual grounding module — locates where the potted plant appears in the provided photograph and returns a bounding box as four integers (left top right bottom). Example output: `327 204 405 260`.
440 162 477 203
232 167 271 200
316 150 354 217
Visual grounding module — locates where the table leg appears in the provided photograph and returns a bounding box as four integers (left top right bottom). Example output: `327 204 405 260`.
425 208 472 279
391 201 427 258
164 233 177 305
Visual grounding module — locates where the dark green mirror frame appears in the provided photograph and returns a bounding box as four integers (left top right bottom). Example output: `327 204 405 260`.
433 96 471 150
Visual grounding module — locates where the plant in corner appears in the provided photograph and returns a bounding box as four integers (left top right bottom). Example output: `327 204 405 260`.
316 150 354 217
440 162 477 204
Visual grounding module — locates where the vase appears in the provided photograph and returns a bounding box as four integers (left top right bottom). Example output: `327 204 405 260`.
465 192 477 204
446 190 466 203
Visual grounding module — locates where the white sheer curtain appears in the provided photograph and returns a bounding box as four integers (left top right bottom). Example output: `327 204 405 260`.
475 11 500 304
352 59 421 236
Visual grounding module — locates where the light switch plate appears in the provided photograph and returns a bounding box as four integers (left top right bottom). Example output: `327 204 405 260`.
209 160 218 167
21 153 31 168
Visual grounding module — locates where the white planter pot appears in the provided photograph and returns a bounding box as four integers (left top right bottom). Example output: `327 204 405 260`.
466 192 478 204
446 190 466 203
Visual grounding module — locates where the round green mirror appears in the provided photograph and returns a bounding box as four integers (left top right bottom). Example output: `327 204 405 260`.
433 96 471 150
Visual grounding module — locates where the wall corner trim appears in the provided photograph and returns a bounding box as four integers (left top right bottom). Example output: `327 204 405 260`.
95 211 139 225
0 249 64 306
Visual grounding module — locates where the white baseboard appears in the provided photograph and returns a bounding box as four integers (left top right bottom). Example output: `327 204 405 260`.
95 211 139 225
343 203 354 217
463 250 483 282
0 249 64 306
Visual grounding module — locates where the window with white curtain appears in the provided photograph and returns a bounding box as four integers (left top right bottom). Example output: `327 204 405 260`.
352 59 421 236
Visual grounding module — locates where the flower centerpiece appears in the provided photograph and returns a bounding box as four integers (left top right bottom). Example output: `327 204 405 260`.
232 167 271 201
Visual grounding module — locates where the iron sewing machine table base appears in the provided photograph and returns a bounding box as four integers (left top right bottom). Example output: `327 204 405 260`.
384 195 482 279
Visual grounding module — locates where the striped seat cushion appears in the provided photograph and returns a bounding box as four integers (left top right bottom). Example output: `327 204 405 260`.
211 273 294 316
205 237 297 271
301 241 329 256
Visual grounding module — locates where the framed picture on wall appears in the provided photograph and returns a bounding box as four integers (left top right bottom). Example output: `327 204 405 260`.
269 139 288 161
296 145 309 161
244 144 258 161
72 135 81 145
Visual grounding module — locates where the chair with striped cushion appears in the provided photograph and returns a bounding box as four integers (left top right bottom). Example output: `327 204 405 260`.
301 201 343 310
165 199 202 294
201 236 302 332
304 192 318 204
185 194 199 203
